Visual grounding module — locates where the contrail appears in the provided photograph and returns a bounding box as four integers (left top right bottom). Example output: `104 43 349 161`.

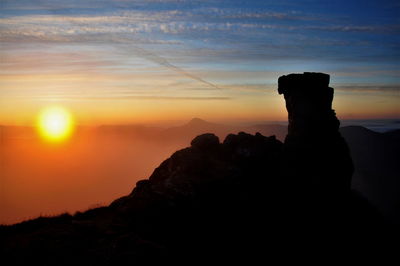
131 46 221 90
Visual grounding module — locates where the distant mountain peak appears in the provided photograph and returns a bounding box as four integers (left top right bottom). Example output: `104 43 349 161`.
187 118 209 125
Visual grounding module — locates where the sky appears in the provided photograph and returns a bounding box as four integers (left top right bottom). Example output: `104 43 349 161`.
0 0 399 125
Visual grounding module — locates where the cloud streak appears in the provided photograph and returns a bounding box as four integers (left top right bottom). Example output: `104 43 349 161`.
12 94 231 101
336 85 400 94
130 46 221 89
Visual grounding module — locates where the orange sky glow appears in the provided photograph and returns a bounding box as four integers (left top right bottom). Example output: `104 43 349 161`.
0 70 398 126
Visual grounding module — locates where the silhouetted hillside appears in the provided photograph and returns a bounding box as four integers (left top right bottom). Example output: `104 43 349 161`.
383 128 400 141
340 126 400 223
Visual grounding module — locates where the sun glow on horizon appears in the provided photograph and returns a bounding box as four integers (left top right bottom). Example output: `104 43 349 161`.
37 106 75 142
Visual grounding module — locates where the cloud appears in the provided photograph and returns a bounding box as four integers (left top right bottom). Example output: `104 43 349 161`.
335 85 400 94
217 9 322 21
304 25 400 33
12 94 231 101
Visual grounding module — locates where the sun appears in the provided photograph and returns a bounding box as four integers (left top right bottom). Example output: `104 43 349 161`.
37 106 75 142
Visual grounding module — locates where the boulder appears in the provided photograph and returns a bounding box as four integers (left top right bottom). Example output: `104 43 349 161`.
190 133 220 150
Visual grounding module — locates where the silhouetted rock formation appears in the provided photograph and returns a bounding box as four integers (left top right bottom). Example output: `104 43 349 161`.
279 72 353 195
278 72 339 136
1 73 391 265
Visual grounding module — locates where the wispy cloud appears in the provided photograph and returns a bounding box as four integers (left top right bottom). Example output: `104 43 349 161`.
2 12 397 42
336 85 400 94
12 94 231 101
305 25 400 33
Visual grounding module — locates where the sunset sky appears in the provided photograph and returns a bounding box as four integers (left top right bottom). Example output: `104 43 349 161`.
1 0 399 125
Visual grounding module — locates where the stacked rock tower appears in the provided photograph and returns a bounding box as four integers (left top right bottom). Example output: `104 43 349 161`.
278 72 353 196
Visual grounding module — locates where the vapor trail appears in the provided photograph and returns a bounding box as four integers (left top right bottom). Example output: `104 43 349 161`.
132 46 220 90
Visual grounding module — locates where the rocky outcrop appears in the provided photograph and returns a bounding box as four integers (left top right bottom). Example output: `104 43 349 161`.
110 132 282 216
278 72 339 137
278 72 353 195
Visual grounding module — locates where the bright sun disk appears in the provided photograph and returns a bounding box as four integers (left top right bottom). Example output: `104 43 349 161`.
37 106 74 142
